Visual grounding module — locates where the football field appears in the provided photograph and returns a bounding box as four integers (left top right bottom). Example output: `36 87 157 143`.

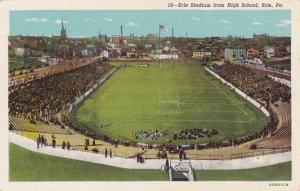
72 62 268 144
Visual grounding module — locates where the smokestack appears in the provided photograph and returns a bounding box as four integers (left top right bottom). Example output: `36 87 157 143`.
120 25 123 46
172 27 174 38
121 25 123 38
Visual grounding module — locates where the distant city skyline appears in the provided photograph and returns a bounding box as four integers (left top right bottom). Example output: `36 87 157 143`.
10 10 291 38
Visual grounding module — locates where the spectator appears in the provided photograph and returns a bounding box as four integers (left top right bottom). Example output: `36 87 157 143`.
52 138 56 148
165 159 169 171
36 135 41 149
62 141 66 150
67 141 71 151
41 135 45 147
105 148 108 158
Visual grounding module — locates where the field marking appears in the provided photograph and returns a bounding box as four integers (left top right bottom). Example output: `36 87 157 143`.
83 119 253 123
202 72 255 122
79 102 239 106
180 96 226 99
179 102 238 105
77 109 244 114
179 86 218 89
178 110 244 114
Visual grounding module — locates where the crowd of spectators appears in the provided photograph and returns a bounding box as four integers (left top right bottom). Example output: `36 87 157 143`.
134 129 167 140
176 128 219 140
213 64 291 108
9 62 113 122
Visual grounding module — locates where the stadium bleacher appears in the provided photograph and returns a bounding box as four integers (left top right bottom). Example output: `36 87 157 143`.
9 117 72 135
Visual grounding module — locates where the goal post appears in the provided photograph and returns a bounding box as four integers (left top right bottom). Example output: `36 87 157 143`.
159 91 180 113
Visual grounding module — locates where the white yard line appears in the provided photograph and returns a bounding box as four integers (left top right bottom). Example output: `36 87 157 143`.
9 132 290 170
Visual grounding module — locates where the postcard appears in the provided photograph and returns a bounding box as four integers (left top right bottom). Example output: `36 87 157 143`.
0 0 299 191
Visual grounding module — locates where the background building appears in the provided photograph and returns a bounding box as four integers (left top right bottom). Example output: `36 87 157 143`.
225 48 246 60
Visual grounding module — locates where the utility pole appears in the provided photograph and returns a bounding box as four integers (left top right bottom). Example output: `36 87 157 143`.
158 25 161 68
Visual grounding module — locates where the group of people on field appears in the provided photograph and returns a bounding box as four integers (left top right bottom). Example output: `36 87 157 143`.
134 129 167 140
176 128 219 140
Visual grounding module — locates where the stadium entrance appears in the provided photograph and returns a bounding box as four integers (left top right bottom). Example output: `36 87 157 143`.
163 160 194 181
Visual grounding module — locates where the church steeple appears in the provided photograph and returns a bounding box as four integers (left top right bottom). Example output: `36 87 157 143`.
60 19 67 41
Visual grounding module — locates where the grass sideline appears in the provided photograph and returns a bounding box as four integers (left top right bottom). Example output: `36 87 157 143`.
9 143 168 181
10 144 291 181
72 62 267 144
195 162 291 181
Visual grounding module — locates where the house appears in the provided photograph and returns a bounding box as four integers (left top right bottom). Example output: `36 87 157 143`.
144 44 153 49
126 52 138 58
265 47 275 58
247 48 259 59
224 48 246 60
100 50 109 60
170 47 179 54
81 49 88 57
243 58 263 66
286 45 291 55
112 35 122 45
162 46 170 53
38 55 51 64
99 34 107 44
149 54 178 60
37 55 61 66
81 45 97 57
275 46 287 57
192 50 212 60
146 33 158 42
127 43 137 48
14 47 31 57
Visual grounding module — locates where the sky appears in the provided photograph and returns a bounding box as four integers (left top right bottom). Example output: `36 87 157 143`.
10 10 291 38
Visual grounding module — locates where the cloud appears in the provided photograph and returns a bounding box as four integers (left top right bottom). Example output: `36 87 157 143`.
276 19 291 27
127 22 139 26
253 22 262 25
191 17 200 21
54 19 69 25
220 19 231 24
25 17 49 23
104 17 113 22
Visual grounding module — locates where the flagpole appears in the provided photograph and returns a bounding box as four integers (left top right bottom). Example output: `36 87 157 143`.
158 24 161 69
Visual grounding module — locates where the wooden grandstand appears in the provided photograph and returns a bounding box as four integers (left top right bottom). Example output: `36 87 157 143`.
9 117 72 135
271 101 291 138
257 101 291 149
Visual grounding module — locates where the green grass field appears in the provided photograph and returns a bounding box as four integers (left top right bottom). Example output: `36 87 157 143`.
9 144 168 181
195 162 291 181
72 62 268 144
10 144 291 181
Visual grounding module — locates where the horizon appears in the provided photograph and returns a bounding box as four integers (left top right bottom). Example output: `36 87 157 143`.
10 10 291 38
